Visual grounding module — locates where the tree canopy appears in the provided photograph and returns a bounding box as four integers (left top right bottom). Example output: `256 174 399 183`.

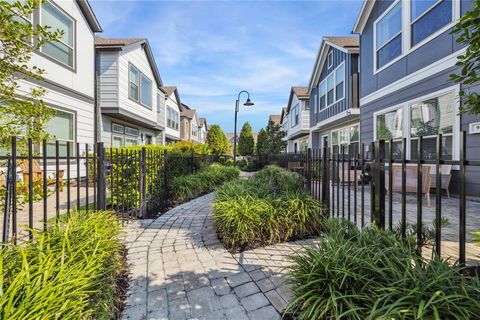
238 122 255 156
206 124 228 155
256 120 287 155
451 0 480 115
0 0 62 149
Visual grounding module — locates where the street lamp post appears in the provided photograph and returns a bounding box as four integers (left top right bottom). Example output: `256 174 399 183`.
233 90 254 165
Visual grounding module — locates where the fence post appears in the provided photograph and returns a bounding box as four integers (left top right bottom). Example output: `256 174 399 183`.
321 147 329 212
306 148 312 193
372 140 386 229
140 147 147 218
96 142 107 211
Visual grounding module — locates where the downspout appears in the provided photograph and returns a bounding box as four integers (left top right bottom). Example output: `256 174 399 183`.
94 48 100 144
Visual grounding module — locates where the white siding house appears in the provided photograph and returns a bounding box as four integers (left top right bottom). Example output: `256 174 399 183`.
284 87 310 153
162 86 182 143
15 0 102 155
95 37 166 147
198 118 208 144
180 104 200 143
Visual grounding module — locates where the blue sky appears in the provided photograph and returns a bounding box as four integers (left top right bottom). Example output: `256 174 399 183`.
90 0 363 133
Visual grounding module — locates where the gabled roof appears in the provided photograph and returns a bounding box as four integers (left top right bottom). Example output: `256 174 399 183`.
268 114 281 126
352 0 375 34
287 86 309 112
198 117 208 129
162 86 182 107
307 36 359 94
76 0 102 32
95 37 163 87
180 108 196 120
280 107 288 124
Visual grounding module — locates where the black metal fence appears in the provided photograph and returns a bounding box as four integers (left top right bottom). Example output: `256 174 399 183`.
262 131 480 266
0 137 218 243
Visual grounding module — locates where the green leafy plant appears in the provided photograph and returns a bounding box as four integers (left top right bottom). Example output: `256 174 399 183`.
285 219 480 320
0 210 126 319
256 120 287 155
170 163 240 203
238 122 255 156
213 165 323 251
207 124 229 156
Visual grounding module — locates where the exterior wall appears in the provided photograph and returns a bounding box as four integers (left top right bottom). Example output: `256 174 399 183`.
117 44 161 123
98 51 119 109
17 0 95 146
311 119 360 150
360 0 473 99
310 47 359 127
157 89 166 129
190 114 200 143
287 96 310 138
180 118 190 141
100 115 160 147
165 94 181 141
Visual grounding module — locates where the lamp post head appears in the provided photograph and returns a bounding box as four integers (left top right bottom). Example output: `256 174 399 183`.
243 98 254 106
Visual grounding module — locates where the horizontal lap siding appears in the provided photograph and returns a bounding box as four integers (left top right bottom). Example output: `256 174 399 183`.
98 51 119 109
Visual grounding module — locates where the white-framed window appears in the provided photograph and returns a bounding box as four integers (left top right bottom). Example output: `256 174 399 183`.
112 123 124 134
167 107 179 130
411 0 452 46
374 88 458 160
112 135 124 147
304 100 310 110
125 138 138 146
326 74 334 105
327 50 333 68
319 81 326 110
290 104 299 127
45 109 75 156
375 1 402 70
331 124 360 153
129 63 152 109
192 124 198 137
40 1 75 68
125 126 139 137
374 0 457 72
335 63 345 101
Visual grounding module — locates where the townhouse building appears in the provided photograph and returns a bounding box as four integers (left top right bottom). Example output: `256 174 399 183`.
180 104 200 143
15 0 102 155
198 118 208 144
284 87 310 153
353 0 480 194
163 86 182 144
308 36 360 153
95 37 165 147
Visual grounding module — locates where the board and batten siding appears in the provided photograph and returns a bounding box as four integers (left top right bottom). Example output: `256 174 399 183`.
310 46 357 127
117 44 161 124
359 0 474 99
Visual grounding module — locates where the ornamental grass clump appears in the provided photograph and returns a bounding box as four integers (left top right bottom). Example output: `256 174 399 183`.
0 210 125 319
170 163 240 203
213 165 323 251
286 219 480 320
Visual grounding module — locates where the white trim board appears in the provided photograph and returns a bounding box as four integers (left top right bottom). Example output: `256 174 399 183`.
360 47 466 106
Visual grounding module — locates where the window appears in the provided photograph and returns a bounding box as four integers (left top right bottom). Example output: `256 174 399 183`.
331 125 360 153
112 136 124 147
129 64 152 109
326 74 334 105
167 107 179 130
125 138 138 146
192 124 198 137
376 108 404 159
125 126 139 137
45 109 74 156
41 2 75 68
411 0 452 46
290 105 299 127
319 81 326 110
129 65 139 102
327 50 333 68
376 2 402 69
410 91 454 160
112 123 124 134
304 100 310 110
335 64 345 101
140 74 152 108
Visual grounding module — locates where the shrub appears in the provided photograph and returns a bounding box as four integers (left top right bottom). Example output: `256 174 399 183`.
0 211 125 319
213 165 323 251
170 164 240 203
286 219 480 320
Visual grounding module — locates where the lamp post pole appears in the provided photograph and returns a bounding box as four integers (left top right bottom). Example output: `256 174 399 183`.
233 90 254 165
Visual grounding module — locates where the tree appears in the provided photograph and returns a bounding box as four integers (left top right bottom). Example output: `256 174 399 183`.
450 0 480 115
238 122 254 156
206 124 228 156
0 0 62 149
256 120 287 155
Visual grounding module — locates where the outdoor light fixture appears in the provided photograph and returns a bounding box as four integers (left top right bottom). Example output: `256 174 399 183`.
233 90 254 165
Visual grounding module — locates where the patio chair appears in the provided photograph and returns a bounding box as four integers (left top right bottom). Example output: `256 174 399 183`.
19 159 64 191
288 161 304 174
427 164 452 198
386 164 432 207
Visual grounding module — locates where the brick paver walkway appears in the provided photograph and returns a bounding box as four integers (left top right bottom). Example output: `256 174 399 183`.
122 193 317 320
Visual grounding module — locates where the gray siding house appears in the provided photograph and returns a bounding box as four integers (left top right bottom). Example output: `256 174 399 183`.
308 36 360 152
353 0 480 195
